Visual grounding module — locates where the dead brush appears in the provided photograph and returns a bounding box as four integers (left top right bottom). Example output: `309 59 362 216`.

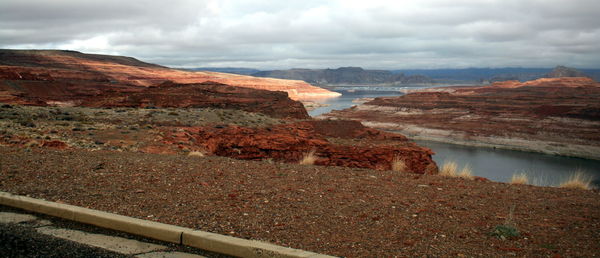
299 149 318 165
559 170 593 190
439 161 458 177
510 173 529 185
391 156 407 173
458 164 474 180
440 161 473 179
188 150 206 157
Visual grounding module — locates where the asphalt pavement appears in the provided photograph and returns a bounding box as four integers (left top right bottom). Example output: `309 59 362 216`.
0 205 231 258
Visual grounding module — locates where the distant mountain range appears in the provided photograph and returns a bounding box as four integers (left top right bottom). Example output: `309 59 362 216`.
251 67 432 86
187 67 261 75
193 66 600 85
393 66 600 83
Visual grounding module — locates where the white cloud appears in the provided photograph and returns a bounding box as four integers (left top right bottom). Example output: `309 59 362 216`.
1 0 599 69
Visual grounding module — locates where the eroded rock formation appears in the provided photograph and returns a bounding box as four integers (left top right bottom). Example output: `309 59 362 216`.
323 77 600 159
160 120 438 174
0 49 340 100
84 81 309 119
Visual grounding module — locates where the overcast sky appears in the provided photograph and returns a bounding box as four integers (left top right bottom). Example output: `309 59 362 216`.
1 0 599 69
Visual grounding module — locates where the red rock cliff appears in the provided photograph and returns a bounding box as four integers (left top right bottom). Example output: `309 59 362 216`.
161 120 438 174
0 50 340 100
324 77 600 159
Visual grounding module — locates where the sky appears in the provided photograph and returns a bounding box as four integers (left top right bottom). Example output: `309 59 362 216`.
1 0 600 70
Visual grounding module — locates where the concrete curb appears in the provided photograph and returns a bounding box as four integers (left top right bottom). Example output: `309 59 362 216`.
0 191 334 258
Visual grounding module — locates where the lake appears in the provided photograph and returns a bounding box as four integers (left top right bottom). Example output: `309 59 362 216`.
308 86 600 188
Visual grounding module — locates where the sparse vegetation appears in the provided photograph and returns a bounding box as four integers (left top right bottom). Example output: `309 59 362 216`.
391 156 407 172
439 161 474 179
559 171 593 190
188 151 205 157
490 205 520 240
510 173 529 185
490 224 520 240
299 149 318 165
439 161 458 177
458 164 473 179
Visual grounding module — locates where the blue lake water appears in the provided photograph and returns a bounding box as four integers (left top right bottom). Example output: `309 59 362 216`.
308 86 600 188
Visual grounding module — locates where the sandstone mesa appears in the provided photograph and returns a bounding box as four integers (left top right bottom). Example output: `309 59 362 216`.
323 77 600 159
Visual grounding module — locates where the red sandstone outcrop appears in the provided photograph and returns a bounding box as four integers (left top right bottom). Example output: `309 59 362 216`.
323 77 600 159
0 50 318 118
160 120 438 174
83 81 309 119
0 50 340 100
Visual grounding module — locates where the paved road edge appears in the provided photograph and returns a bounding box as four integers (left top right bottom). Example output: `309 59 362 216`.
0 191 334 258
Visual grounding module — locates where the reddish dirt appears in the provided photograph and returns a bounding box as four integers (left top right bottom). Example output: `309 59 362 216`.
161 120 437 174
326 77 600 150
0 104 436 175
0 50 340 100
1 146 598 257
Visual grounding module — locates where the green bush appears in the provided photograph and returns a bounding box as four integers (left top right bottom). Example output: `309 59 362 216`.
490 225 520 240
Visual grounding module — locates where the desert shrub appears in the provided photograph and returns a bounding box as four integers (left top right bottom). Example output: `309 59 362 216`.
299 149 318 165
510 173 529 185
439 161 458 177
490 205 520 240
559 171 593 190
188 151 205 158
440 161 474 179
458 164 473 179
391 156 407 172
490 225 520 240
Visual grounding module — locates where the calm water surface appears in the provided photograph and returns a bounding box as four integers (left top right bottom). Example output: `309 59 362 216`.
416 140 600 188
308 86 600 188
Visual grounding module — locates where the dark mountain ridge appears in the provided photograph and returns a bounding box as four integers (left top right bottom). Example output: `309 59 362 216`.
252 67 433 86
394 66 600 83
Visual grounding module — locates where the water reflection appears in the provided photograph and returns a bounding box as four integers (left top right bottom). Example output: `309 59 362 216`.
416 140 600 188
307 89 406 116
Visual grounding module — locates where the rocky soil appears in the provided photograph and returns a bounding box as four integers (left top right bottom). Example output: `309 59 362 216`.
323 77 600 159
1 146 598 257
0 104 436 173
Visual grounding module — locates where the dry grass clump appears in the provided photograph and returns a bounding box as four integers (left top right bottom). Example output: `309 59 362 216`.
439 161 473 179
439 161 458 177
559 171 593 190
510 173 529 185
188 151 205 157
458 164 473 180
391 156 407 173
299 149 318 165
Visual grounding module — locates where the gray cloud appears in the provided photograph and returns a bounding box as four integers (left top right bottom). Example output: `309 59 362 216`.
1 0 599 69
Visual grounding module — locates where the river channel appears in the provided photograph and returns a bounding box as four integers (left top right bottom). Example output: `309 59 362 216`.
309 86 600 188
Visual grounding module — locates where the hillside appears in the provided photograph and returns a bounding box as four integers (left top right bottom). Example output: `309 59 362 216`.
322 77 600 159
187 67 261 75
253 67 433 86
0 49 340 100
395 66 600 83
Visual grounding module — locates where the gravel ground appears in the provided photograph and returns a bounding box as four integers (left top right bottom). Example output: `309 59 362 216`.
1 146 599 257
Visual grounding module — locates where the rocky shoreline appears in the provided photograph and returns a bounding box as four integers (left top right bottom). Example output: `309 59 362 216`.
360 120 600 160
323 77 600 160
